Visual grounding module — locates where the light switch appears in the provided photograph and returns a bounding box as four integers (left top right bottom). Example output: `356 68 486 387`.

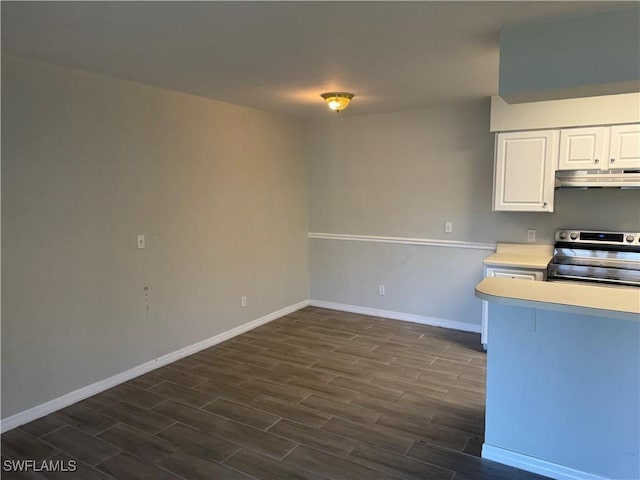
137 235 145 249
445 221 453 233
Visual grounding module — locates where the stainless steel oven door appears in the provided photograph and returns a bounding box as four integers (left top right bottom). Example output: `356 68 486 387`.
547 263 640 287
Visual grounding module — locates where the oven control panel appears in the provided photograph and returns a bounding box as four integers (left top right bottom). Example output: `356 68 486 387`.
555 230 640 245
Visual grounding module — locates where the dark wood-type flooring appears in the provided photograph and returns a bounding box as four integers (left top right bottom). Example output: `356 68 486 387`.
2 307 549 479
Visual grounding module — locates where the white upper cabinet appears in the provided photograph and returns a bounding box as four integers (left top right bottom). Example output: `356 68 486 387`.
558 126 606 170
609 124 640 169
493 130 558 212
558 124 640 171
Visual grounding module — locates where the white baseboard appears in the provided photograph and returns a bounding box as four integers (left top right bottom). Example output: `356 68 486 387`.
309 300 481 333
482 444 611 480
0 299 310 433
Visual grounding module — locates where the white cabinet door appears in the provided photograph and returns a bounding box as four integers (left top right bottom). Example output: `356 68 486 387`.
609 124 640 170
558 126 605 170
493 130 557 212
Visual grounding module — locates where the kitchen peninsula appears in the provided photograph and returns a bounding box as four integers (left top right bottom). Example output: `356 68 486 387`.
475 278 640 480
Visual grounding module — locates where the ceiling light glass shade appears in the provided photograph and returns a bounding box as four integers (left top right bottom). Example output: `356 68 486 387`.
320 92 354 112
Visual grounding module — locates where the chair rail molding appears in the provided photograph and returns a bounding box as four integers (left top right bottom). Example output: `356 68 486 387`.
308 232 496 251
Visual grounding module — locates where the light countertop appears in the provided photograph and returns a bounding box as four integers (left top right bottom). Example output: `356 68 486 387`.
475 277 640 322
483 243 553 270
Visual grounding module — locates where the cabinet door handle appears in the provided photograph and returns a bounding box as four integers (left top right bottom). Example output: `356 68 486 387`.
594 158 599 163
611 158 616 163
543 202 548 207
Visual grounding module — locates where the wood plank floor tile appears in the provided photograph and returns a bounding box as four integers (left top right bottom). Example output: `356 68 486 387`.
222 350 282 369
151 400 226 432
305 326 358 340
124 372 165 390
76 389 124 411
238 379 311 403
202 398 280 430
196 359 294 385
147 381 213 408
375 415 471 451
463 436 484 457
268 419 359 456
1 429 59 461
191 380 264 406
431 413 484 436
147 366 207 388
309 348 373 365
469 356 487 368
105 384 167 410
2 307 549 480
0 456 48 480
219 339 268 355
97 424 177 463
300 394 379 424
156 423 240 462
251 397 331 428
321 417 415 455
41 426 119 466
330 375 404 401
158 452 252 480
270 362 338 384
247 337 302 351
389 357 456 379
287 377 357 402
372 376 448 399
19 416 66 438
354 358 420 379
406 441 517 480
350 396 433 427
201 418 297 459
225 448 327 480
102 402 175 434
515 469 555 480
257 348 319 367
280 336 338 353
349 444 455 480
40 453 112 480
311 358 377 381
50 404 118 435
397 392 482 425
96 453 179 479
284 445 401 480
188 364 251 386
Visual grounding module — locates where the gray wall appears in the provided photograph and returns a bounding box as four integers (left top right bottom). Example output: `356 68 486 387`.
1 55 309 418
499 7 640 101
307 100 640 326
3 54 640 421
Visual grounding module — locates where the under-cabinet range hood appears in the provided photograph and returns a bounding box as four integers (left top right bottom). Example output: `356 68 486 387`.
555 170 640 189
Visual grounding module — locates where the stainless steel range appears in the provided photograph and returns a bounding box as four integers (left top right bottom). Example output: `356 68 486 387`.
547 230 640 287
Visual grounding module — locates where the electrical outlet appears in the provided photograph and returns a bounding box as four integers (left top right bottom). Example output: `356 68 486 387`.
137 234 145 249
241 296 247 308
378 285 386 296
527 229 536 242
445 221 453 233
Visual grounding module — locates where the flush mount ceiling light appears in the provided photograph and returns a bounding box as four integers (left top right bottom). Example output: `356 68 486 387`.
320 92 354 113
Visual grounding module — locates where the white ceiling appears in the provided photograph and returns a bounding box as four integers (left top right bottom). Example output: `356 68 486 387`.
1 1 633 118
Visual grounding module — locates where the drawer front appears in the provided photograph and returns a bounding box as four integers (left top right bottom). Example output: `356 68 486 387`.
485 267 545 281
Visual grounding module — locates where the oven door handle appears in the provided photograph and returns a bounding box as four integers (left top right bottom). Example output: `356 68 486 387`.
548 272 640 286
